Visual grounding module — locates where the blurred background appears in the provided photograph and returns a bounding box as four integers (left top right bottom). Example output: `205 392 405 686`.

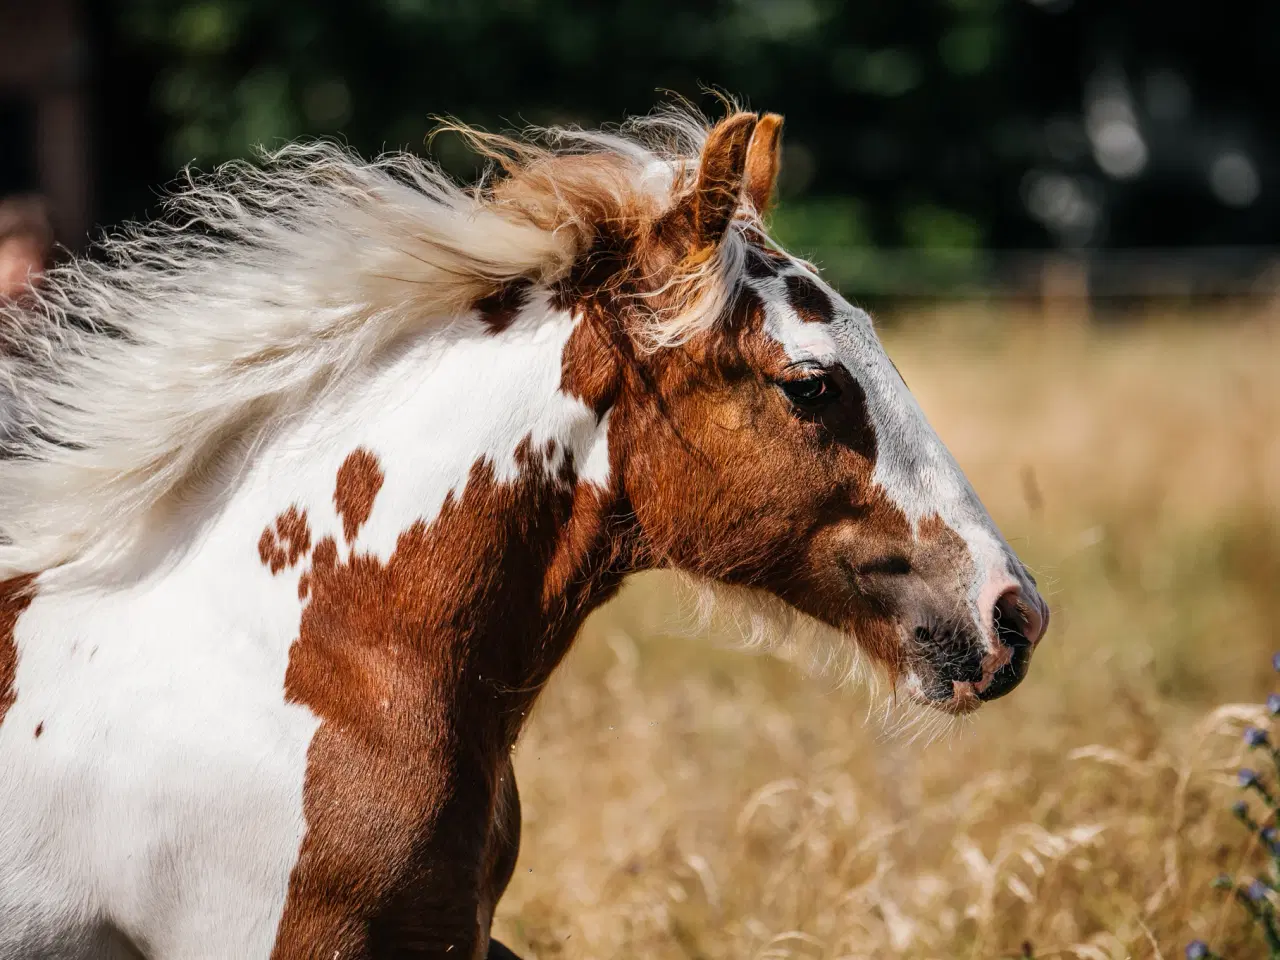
5 0 1280 304
4 2 1280 958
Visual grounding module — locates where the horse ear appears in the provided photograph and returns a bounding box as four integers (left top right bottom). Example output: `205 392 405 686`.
687 112 759 250
743 113 783 215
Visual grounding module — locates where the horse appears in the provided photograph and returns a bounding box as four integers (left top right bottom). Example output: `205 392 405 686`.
0 107 1048 959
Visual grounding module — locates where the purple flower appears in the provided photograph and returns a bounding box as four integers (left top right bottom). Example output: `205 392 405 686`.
1240 768 1260 787
1263 827 1277 843
1269 694 1280 715
1246 727 1270 748
1234 800 1250 817
1247 879 1271 901
1273 652 1280 672
1185 941 1209 960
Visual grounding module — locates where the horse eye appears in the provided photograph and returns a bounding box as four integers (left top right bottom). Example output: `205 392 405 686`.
779 374 839 408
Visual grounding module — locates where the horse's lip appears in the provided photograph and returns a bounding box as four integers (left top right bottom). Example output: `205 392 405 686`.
976 646 1032 702
907 684 984 715
904 674 985 715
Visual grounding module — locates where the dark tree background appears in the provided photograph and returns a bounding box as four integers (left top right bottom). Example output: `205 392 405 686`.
72 0 1280 270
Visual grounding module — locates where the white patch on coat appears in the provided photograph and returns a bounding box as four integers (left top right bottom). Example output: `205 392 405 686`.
0 115 730 580
353 292 608 563
0 301 610 959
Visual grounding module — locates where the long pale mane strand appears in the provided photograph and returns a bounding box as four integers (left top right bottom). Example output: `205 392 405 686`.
0 106 751 578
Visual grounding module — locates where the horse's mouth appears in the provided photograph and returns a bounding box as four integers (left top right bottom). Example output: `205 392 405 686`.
906 609 1035 713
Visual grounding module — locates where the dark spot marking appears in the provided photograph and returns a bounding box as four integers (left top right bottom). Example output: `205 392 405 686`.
805 367 878 462
258 507 313 574
474 281 531 335
0 574 37 729
744 249 777 280
784 273 834 324
334 449 384 544
33 721 42 738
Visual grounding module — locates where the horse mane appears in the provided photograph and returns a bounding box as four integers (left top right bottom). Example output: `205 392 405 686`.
0 105 757 579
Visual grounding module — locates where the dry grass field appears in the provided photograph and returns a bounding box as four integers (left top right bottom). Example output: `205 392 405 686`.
493 305 1280 960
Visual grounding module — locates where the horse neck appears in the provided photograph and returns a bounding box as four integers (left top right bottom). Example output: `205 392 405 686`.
175 290 631 748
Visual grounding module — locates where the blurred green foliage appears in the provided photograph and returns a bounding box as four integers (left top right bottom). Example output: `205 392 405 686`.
102 0 1036 258
97 0 1280 262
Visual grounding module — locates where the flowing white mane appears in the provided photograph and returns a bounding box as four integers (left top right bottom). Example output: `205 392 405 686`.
0 108 755 579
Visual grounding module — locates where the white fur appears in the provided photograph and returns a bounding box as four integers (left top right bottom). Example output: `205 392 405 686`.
0 112 738 583
0 300 606 959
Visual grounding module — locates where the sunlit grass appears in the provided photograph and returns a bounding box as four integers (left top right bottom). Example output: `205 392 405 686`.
495 307 1280 959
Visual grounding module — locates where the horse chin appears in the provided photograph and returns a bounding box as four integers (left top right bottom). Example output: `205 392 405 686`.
903 671 986 716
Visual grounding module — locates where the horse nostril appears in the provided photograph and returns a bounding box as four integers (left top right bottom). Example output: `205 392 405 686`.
993 586 1046 649
993 595 1029 650
978 587 1043 702
993 586 1044 647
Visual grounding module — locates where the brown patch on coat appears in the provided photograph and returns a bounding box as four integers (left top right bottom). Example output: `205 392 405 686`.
266 103 995 956
474 281 531 335
271 441 631 958
916 513 971 561
0 574 37 729
334 448 384 544
258 507 313 574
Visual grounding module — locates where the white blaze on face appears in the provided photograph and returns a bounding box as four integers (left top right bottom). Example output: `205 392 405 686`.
750 264 1028 630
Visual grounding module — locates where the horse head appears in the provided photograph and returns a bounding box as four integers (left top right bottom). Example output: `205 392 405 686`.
554 112 1048 714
